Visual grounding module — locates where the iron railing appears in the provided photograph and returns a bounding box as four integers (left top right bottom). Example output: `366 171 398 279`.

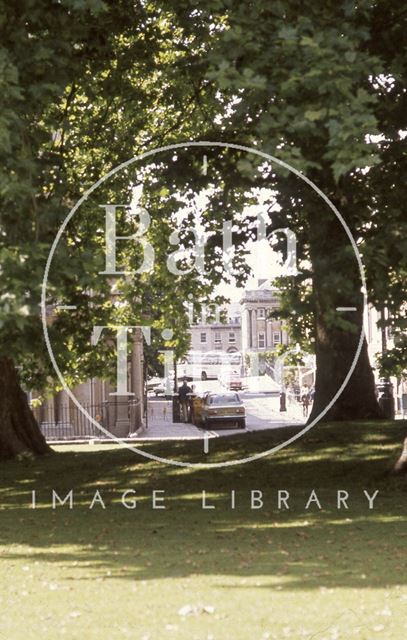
31 400 142 441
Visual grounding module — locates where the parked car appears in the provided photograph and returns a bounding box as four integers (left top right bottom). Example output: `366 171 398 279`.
200 392 246 429
146 377 164 392
153 382 166 397
219 370 244 391
190 391 209 426
147 378 170 397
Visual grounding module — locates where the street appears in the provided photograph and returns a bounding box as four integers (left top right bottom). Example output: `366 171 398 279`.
143 376 305 440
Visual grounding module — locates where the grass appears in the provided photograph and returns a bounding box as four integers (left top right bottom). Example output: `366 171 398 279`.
0 421 406 640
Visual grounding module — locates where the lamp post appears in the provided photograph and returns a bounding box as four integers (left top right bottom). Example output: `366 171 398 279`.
172 359 181 423
377 305 395 420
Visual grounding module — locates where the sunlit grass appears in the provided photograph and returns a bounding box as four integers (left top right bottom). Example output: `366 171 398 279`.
0 420 406 639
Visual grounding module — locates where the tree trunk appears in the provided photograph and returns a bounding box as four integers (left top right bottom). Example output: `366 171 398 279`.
307 205 383 422
393 437 407 475
309 308 383 421
0 356 51 459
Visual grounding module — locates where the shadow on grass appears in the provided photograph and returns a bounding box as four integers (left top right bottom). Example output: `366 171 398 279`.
0 420 406 592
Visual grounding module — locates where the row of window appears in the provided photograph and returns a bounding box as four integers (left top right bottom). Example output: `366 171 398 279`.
250 308 277 319
258 331 281 348
200 332 236 344
200 331 281 347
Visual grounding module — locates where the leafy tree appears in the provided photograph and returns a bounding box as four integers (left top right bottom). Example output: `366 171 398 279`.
164 0 407 421
0 0 218 458
2 0 406 463
0 0 122 457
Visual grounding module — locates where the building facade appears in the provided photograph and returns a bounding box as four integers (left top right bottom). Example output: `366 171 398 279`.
240 280 289 353
188 281 288 357
365 304 406 415
188 280 289 357
32 329 145 439
189 319 241 353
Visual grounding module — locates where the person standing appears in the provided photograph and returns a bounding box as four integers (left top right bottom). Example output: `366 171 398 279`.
178 378 193 423
301 384 310 417
294 383 301 402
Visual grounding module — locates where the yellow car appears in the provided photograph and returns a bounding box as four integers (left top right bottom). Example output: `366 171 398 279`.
200 392 246 429
190 392 208 426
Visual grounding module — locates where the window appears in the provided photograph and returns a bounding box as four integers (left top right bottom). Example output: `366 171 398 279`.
273 331 281 346
228 332 236 343
214 331 221 344
200 332 207 344
258 332 265 348
258 308 265 319
208 393 240 405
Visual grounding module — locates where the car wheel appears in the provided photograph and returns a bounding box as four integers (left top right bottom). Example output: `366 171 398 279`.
238 419 246 429
201 371 207 381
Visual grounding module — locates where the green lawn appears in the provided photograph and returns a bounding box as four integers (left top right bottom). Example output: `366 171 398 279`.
0 421 406 640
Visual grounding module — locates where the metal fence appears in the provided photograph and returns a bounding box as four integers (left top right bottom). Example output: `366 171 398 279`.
31 400 142 441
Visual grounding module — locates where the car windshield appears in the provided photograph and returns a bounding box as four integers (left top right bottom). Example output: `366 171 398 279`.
208 394 240 405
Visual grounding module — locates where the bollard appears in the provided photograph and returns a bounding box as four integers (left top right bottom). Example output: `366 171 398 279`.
172 393 181 423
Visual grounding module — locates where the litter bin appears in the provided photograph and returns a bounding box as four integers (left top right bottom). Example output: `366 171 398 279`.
377 379 395 420
280 391 287 412
172 393 181 423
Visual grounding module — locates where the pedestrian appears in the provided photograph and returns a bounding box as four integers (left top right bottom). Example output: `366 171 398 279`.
294 383 301 402
301 384 310 417
178 378 193 423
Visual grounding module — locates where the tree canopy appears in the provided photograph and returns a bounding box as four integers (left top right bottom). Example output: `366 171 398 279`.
1 0 406 457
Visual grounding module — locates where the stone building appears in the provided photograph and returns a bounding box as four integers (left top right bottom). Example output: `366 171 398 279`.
189 317 241 354
365 304 406 415
188 280 289 358
240 280 288 353
32 329 145 439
